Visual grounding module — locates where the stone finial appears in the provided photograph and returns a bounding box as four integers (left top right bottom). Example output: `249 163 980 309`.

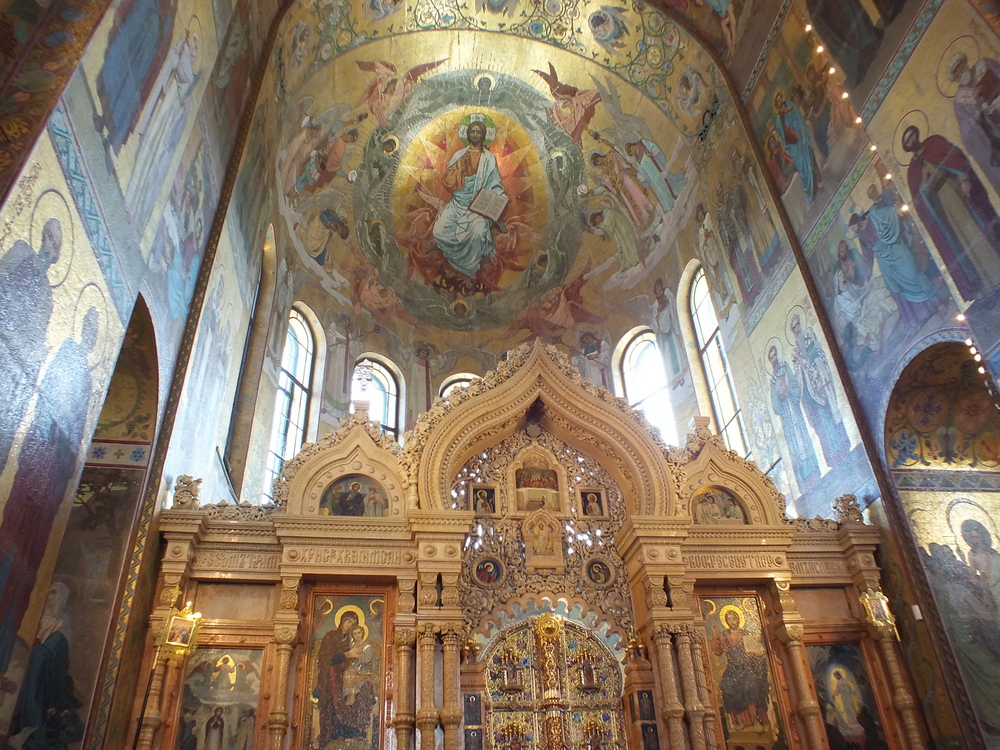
172 475 202 509
833 493 865 524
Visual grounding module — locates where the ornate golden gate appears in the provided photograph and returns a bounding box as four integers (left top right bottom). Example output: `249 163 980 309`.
479 614 625 749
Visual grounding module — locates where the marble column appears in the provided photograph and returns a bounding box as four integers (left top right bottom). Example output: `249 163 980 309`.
268 576 301 750
674 626 707 750
267 625 298 750
652 626 686 750
441 624 463 750
393 627 417 750
778 623 826 750
874 627 926 750
135 651 169 750
689 629 719 749
417 623 440 750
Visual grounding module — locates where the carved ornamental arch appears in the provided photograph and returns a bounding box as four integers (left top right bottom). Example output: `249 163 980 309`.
273 412 408 517
402 343 679 515
677 421 790 526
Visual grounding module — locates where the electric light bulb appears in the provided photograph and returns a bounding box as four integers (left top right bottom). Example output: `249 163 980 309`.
817 45 824 52
805 23 812 31
855 116 863 124
870 144 877 151
958 313 967 321
829 66 836 74
841 91 849 99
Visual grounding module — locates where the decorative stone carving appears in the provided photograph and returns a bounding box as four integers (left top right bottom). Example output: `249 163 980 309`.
272 410 402 510
172 475 202 509
793 516 840 533
405 341 677 515
279 577 300 613
201 500 274 522
832 493 865 524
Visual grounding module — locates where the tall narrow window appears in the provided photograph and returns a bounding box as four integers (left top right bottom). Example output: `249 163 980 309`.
690 267 750 458
352 357 401 440
619 329 678 445
262 308 315 503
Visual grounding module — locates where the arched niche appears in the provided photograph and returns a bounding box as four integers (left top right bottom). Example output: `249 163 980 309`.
403 343 678 516
273 414 408 517
678 422 788 525
881 340 1000 742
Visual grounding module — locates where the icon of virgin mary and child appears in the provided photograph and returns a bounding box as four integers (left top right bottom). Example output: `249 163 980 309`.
432 113 509 278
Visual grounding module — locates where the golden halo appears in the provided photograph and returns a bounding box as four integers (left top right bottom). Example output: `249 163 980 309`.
186 14 202 40
947 497 1000 553
320 598 334 616
719 604 745 629
335 604 369 640
702 599 717 616
785 305 806 346
370 598 384 618
30 189 75 288
764 336 783 368
937 35 981 99
892 109 930 168
473 73 496 92
381 136 399 156
73 282 109 372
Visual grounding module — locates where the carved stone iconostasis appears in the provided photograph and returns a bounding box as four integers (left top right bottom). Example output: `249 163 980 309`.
143 344 927 750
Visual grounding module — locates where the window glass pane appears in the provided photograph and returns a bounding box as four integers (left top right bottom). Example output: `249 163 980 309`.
620 329 677 445
689 267 751 459
351 358 400 438
263 309 316 502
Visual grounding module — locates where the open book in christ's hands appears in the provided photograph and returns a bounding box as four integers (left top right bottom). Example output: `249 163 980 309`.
468 189 509 222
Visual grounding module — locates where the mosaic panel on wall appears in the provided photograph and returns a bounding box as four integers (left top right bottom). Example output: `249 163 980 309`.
805 642 888 748
175 647 262 750
701 595 789 749
306 591 388 750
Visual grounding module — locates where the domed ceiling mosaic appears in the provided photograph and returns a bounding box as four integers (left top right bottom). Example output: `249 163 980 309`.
269 0 772 355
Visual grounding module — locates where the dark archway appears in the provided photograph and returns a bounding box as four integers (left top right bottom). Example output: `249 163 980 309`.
1 296 161 748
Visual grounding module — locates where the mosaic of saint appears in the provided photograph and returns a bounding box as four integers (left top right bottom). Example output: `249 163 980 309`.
701 596 786 749
175 648 262 750
308 594 386 749
806 643 887 748
319 474 390 517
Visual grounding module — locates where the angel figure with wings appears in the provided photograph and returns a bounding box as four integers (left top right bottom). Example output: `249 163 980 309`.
533 63 600 143
356 59 448 127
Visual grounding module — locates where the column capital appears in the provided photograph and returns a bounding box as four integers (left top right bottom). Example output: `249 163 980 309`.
397 627 417 647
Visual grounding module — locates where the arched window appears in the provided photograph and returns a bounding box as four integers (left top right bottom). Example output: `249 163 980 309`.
690 267 750 458
439 373 480 398
352 357 401 440
262 307 316 503
619 328 678 445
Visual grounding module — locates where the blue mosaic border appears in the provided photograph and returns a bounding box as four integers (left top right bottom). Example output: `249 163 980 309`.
47 101 132 320
860 0 947 122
